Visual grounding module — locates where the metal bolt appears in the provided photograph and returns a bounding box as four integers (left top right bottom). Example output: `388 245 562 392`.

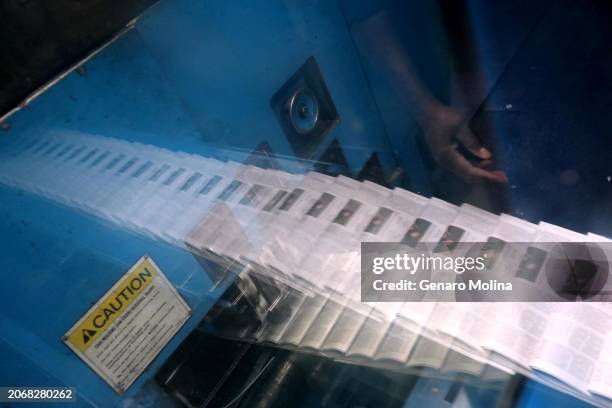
298 103 309 118
76 65 87 76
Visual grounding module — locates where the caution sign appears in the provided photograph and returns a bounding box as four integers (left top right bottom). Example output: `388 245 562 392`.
63 255 191 393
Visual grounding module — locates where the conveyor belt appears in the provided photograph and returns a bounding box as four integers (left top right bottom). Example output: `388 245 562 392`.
1 131 611 406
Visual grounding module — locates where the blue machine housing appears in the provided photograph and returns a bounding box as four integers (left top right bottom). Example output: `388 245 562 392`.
0 2 411 406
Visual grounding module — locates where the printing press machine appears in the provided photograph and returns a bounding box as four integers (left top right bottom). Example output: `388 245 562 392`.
1 1 611 407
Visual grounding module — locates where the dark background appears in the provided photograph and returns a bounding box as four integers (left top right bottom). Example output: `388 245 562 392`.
370 0 612 235
0 0 155 116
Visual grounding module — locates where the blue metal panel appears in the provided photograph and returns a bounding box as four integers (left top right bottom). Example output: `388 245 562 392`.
135 0 395 174
5 1 400 175
516 379 593 408
0 183 229 407
0 184 228 407
3 30 207 157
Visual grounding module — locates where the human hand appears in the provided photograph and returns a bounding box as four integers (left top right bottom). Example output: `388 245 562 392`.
423 106 508 184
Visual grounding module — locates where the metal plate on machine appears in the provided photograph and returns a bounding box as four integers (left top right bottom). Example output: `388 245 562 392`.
63 255 191 394
271 56 339 158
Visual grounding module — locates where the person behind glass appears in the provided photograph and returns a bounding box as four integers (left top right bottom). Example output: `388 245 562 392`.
351 1 508 184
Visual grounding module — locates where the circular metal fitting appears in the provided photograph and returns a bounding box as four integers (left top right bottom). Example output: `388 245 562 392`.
288 88 319 134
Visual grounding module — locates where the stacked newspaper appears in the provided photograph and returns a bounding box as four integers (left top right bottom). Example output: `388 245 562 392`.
0 131 611 404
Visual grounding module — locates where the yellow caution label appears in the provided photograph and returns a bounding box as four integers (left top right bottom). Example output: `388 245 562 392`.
66 257 158 353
